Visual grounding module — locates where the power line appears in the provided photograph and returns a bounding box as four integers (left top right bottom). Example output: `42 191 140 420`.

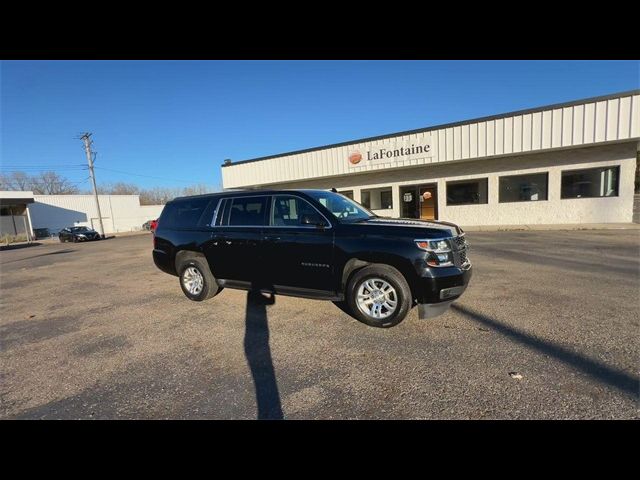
93 166 206 184
1 164 85 168
0 167 87 171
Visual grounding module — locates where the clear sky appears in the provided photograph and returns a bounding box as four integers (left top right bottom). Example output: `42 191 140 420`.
1 60 638 191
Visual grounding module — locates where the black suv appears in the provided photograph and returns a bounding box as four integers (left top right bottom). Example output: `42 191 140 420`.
153 189 472 328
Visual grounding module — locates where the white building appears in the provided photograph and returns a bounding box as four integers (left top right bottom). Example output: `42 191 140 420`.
221 90 640 226
0 192 164 238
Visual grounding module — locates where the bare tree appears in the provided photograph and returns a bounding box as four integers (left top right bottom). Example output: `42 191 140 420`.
181 183 211 197
0 172 33 191
1 169 217 203
0 173 11 190
139 186 178 205
31 171 80 195
97 182 140 195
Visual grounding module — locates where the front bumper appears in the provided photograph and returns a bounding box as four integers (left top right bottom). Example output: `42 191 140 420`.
413 265 472 305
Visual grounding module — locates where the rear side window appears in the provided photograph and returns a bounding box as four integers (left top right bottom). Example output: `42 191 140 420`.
223 196 269 226
160 197 215 229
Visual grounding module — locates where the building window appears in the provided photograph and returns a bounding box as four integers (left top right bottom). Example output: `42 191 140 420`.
499 173 548 203
361 187 393 210
446 178 488 205
339 190 354 200
561 166 619 199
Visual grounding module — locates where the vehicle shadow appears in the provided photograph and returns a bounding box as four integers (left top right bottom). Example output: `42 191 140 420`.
0 248 76 265
244 288 284 420
451 303 639 398
0 242 42 251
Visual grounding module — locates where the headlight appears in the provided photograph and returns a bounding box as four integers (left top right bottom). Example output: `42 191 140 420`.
76 234 86 238
415 239 451 253
415 238 454 267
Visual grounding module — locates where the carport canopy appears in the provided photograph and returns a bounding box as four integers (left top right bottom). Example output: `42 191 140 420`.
0 190 35 205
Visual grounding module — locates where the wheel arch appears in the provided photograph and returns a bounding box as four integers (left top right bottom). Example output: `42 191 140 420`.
339 254 419 299
175 250 208 273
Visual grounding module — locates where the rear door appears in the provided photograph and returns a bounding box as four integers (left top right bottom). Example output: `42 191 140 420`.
204 195 269 284
262 194 334 292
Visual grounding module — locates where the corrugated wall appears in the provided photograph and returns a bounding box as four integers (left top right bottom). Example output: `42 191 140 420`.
29 195 165 234
222 92 640 188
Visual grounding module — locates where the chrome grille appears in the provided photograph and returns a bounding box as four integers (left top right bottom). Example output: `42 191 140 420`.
452 235 467 250
451 235 470 268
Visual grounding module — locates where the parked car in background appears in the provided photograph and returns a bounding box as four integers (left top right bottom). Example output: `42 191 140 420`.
59 226 101 242
143 219 159 231
33 228 51 239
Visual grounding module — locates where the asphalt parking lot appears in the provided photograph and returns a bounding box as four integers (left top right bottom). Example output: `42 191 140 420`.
1 230 638 419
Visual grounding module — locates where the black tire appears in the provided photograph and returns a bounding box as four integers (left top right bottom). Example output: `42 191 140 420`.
345 264 412 328
177 256 219 301
59 236 65 243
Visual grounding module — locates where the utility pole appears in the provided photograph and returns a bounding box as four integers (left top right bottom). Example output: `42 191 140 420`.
80 133 106 238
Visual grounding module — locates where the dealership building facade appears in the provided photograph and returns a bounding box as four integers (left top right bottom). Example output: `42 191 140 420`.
221 90 640 226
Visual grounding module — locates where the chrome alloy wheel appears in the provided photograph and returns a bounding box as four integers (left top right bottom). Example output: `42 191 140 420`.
355 277 398 320
182 266 204 295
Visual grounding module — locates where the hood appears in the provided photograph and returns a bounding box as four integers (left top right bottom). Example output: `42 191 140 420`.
74 230 98 236
347 216 462 237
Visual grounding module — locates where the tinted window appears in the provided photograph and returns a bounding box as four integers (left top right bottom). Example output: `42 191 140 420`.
304 190 372 222
160 197 213 229
447 178 488 205
227 196 268 226
271 195 325 227
499 173 548 202
561 166 619 198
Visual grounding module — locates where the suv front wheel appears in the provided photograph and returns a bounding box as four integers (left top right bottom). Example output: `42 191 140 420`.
346 264 412 328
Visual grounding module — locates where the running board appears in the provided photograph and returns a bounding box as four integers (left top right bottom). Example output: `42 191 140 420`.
217 279 343 302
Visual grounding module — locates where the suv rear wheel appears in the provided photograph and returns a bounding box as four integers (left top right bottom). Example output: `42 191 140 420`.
178 257 219 301
346 264 412 328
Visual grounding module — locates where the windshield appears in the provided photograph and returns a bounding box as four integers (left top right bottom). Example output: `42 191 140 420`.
70 227 91 232
305 190 375 222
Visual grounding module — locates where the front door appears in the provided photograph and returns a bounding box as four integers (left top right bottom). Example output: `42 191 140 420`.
400 184 438 220
262 194 334 292
418 185 437 220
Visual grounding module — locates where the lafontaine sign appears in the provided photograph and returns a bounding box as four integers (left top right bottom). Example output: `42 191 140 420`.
348 138 433 167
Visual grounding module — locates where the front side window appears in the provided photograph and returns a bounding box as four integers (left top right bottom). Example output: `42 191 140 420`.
499 173 548 203
270 195 327 227
561 166 619 199
227 196 269 226
304 190 373 222
447 178 488 205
